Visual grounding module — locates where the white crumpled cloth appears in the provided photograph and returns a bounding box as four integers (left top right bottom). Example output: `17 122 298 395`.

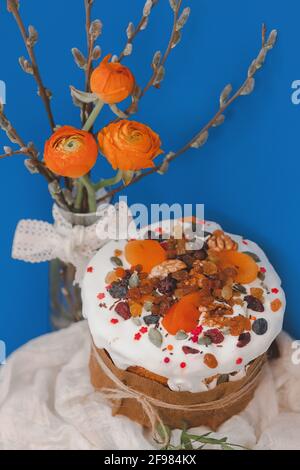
0 321 300 450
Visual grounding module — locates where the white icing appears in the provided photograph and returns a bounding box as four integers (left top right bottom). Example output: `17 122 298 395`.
82 220 286 393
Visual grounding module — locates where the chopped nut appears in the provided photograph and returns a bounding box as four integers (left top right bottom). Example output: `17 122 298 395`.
149 259 187 279
207 230 238 252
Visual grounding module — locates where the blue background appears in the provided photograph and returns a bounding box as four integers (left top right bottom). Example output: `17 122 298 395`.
0 0 299 354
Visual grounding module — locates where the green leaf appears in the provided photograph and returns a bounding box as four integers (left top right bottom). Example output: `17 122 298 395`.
180 431 193 450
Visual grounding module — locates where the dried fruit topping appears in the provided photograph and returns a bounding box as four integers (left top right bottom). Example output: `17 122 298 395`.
252 318 268 335
207 230 238 252
244 295 264 312
125 240 167 273
162 293 201 335
108 279 128 299
202 261 218 276
203 353 218 369
148 328 163 348
105 270 118 284
271 298 282 312
216 251 258 284
250 287 264 301
237 332 251 348
115 267 126 279
157 275 177 295
221 285 233 300
204 328 224 344
130 302 143 317
115 302 131 320
193 249 208 260
182 346 200 355
217 374 229 385
149 259 187 279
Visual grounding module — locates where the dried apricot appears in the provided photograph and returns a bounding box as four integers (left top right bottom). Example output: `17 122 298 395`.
216 251 258 284
115 267 126 279
162 294 201 335
125 240 167 273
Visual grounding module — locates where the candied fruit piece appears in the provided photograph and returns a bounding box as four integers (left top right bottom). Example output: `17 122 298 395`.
130 302 143 317
115 267 126 279
216 250 259 284
125 240 167 273
203 353 218 369
271 298 282 312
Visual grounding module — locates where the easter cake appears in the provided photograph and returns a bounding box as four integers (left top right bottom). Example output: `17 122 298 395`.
83 220 285 429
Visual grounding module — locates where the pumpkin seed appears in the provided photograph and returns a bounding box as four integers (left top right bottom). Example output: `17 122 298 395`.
131 317 142 326
243 251 261 263
144 301 153 312
217 374 229 385
110 256 123 267
175 330 188 340
148 328 163 348
232 283 247 294
128 272 139 288
198 336 212 346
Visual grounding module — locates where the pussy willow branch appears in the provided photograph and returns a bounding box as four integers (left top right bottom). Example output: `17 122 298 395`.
0 106 70 208
118 0 182 118
82 0 95 123
7 0 55 131
118 0 159 63
97 25 277 204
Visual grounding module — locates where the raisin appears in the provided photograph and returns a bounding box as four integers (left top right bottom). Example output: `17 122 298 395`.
182 346 200 355
115 302 131 320
244 295 264 312
204 353 218 369
194 249 207 261
157 275 177 295
252 318 268 335
237 332 251 347
204 328 224 344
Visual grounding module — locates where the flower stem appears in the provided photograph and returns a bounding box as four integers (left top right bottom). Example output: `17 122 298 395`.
82 98 104 132
74 180 84 211
79 175 97 212
94 170 123 191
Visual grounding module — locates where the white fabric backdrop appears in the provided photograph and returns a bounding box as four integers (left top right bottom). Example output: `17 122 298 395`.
0 321 300 450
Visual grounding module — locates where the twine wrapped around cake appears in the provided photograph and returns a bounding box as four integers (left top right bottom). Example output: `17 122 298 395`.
90 342 266 443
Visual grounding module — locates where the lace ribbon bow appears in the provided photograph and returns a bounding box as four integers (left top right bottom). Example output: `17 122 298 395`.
12 201 132 285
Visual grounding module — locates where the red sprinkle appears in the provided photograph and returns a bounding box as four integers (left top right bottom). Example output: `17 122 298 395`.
180 362 187 369
236 357 243 365
105 285 112 290
97 293 105 300
87 266 93 273
155 227 163 234
140 327 148 334
191 325 203 336
260 267 266 273
134 333 142 341
191 336 198 343
164 357 170 364
110 318 119 324
242 240 248 245
271 288 279 294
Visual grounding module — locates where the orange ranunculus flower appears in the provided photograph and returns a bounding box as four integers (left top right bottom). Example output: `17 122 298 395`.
44 126 98 178
90 54 135 104
98 120 163 171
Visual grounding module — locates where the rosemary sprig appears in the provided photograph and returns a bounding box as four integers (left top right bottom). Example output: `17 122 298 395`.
159 428 249 451
97 24 277 204
7 0 55 131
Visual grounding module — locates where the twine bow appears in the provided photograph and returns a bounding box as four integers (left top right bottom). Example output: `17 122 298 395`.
91 343 265 446
12 201 132 285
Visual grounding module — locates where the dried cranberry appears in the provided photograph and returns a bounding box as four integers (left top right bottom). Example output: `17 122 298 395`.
237 332 251 348
182 346 200 355
157 275 177 295
244 295 264 312
115 302 131 320
204 328 224 344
